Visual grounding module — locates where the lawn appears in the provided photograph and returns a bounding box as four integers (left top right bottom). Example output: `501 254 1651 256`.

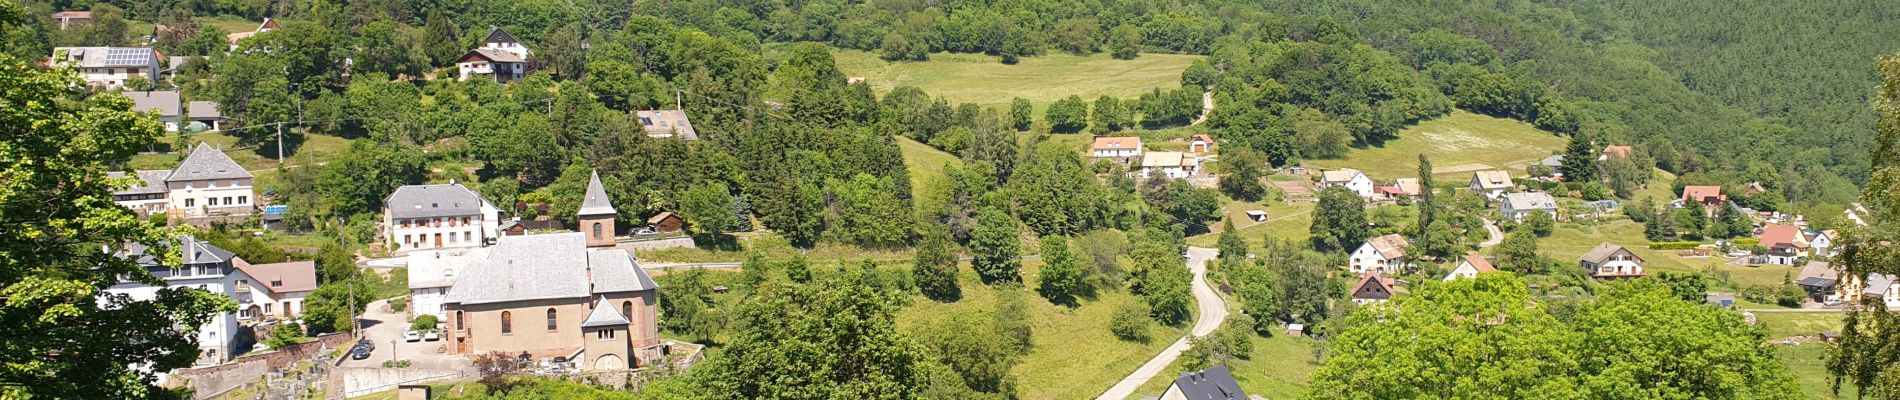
896 260 1187 400
898 136 962 212
1755 312 1845 339
1536 219 1800 289
1186 199 1316 249
1778 344 1847 400
1304 110 1566 181
832 49 1201 112
1130 334 1323 399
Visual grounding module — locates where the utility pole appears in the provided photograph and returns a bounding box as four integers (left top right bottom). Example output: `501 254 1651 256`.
276 122 285 164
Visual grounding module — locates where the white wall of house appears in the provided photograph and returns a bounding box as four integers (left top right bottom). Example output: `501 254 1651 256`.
105 271 242 364
1501 205 1556 222
1348 244 1403 274
1444 261 1482 281
114 194 168 216
1142 164 1192 179
411 286 448 321
1587 258 1644 277
77 66 157 89
232 272 307 322
1811 234 1834 256
383 207 500 252
166 178 254 218
1325 174 1375 198
457 61 526 82
1093 148 1141 159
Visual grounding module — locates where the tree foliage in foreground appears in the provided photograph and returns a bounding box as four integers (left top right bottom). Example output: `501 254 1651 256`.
0 51 231 399
1310 275 1801 399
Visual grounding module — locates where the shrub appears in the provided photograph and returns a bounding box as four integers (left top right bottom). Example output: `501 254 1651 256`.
1776 284 1807 308
389 297 408 312
1648 241 1702 250
411 315 438 331
1733 238 1761 246
1110 301 1152 341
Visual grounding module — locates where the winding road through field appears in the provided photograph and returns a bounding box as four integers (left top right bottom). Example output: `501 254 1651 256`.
1097 246 1225 400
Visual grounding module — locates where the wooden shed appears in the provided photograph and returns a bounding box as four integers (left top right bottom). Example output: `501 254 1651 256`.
647 212 684 233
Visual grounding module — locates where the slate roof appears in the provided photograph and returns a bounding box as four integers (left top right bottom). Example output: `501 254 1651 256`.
1796 261 1837 288
53 47 156 68
167 143 253 181
1580 242 1641 265
1501 192 1558 212
1090 136 1141 151
1471 170 1513 190
1540 154 1564 167
119 235 234 266
578 170 616 216
635 109 698 140
581 296 631 328
442 233 656 306
188 101 221 119
1864 273 1896 296
124 91 181 117
385 183 491 219
234 260 317 294
482 27 519 45
1169 365 1248 400
109 170 171 195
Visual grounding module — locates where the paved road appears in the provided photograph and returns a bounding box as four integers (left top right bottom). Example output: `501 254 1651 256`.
339 299 474 373
1478 218 1504 248
1097 247 1225 400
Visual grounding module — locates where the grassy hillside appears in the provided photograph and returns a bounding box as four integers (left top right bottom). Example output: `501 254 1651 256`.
897 136 961 213
833 49 1200 110
1304 110 1566 181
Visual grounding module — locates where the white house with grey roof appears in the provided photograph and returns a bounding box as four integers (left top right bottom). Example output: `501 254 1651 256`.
107 143 254 220
1499 192 1559 222
50 46 161 89
406 247 490 320
187 101 223 131
383 183 501 252
439 232 662 371
455 28 532 83
105 236 247 365
124 91 182 131
165 143 255 220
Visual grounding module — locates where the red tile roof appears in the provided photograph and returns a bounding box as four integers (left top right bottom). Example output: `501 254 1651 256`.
1759 224 1806 249
1601 145 1633 159
1681 185 1726 204
1462 253 1496 273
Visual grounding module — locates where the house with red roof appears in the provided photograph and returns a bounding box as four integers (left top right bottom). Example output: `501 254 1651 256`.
1444 252 1498 281
1678 185 1727 214
1758 224 1809 265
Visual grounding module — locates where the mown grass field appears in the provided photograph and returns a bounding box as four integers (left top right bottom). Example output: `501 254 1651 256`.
898 260 1187 400
897 136 962 213
1304 110 1566 181
832 49 1200 112
1130 333 1323 399
1756 312 1845 339
1779 344 1846 400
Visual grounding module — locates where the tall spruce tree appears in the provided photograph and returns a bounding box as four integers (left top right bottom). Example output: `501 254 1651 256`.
1560 134 1599 182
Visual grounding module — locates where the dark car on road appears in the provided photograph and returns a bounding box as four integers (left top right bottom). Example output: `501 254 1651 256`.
349 339 375 360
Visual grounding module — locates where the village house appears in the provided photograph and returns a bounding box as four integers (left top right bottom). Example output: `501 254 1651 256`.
383 183 502 252
1795 261 1839 303
1839 272 1900 309
49 46 161 89
110 144 255 221
1090 136 1143 162
1809 229 1836 257
1498 192 1559 222
1469 170 1514 200
51 10 91 29
231 260 317 322
125 91 182 131
407 247 490 321
1320 168 1375 198
1678 185 1727 211
1580 242 1646 279
1758 224 1809 265
635 109 698 140
1161 365 1249 400
1372 178 1421 201
1349 272 1404 304
1348 234 1410 274
456 28 533 83
1444 252 1497 281
1139 151 1200 179
107 236 315 365
188 101 223 131
1188 134 1215 154
440 231 662 371
1599 145 1633 161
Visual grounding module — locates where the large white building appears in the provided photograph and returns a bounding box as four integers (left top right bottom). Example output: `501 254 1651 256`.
1499 192 1559 222
109 143 255 221
106 236 314 366
1348 234 1411 274
383 183 501 252
49 46 161 89
1579 242 1646 279
406 247 490 320
1320 169 1375 198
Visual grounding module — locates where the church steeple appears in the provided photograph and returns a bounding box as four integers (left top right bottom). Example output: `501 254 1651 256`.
578 170 616 247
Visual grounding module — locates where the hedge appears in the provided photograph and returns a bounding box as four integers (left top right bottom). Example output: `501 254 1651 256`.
1733 238 1760 246
1649 241 1703 250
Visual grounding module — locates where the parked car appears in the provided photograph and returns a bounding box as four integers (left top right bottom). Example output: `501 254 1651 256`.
424 330 440 341
404 330 421 342
349 340 374 360
633 227 657 235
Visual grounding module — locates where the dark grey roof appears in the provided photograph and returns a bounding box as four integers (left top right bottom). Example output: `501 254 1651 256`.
385 184 491 219
109 170 170 195
581 296 631 328
118 235 234 266
124 91 181 117
578 170 615 216
483 28 519 45
1866 274 1895 296
166 143 253 181
1170 365 1247 400
442 233 657 306
187 101 221 119
1502 192 1558 211
1796 277 1837 288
